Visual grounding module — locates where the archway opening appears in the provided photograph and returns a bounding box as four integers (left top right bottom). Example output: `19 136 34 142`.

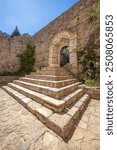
49 30 77 68
60 46 69 67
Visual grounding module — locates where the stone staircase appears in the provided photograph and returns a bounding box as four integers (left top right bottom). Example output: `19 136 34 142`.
2 67 90 139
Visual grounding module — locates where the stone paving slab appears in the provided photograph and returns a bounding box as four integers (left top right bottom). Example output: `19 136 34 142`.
0 88 100 150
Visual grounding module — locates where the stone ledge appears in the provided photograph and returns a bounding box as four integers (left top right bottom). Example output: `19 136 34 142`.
79 84 100 100
0 76 19 86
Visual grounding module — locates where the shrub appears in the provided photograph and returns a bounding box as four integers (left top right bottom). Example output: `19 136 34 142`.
77 45 100 85
33 66 41 72
85 79 99 87
77 3 100 87
17 44 35 74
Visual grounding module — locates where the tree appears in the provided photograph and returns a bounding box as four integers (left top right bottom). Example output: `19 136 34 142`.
11 26 21 38
17 44 35 74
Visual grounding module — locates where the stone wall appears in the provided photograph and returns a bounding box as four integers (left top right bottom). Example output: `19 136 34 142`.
0 33 32 74
33 0 99 68
0 76 19 87
79 84 100 100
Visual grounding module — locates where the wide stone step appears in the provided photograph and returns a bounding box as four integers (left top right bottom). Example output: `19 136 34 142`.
13 80 81 99
44 94 90 138
2 85 90 139
19 77 77 88
63 88 84 107
31 70 71 76
25 74 74 81
3 84 84 112
3 85 65 112
41 66 71 73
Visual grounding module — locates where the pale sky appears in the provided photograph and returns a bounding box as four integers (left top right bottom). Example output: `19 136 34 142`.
0 0 79 35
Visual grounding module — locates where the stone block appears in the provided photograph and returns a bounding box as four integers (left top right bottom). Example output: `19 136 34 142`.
67 106 80 119
48 113 73 137
36 106 53 123
27 101 42 115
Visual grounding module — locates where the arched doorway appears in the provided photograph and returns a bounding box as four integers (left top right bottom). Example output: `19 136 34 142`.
49 30 78 68
60 46 69 67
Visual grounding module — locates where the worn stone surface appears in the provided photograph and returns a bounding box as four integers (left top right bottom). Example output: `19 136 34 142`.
36 106 53 118
0 89 46 150
49 113 72 130
0 88 99 150
27 101 42 114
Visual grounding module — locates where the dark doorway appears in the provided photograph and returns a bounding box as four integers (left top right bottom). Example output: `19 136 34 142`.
60 46 69 66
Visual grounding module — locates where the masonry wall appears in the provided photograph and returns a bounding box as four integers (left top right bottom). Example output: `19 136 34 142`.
33 0 99 68
0 34 32 75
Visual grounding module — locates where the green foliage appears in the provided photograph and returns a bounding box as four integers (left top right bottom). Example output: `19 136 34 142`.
85 79 99 87
11 26 21 38
88 3 100 23
33 66 41 72
17 44 35 74
77 1 100 87
77 45 100 85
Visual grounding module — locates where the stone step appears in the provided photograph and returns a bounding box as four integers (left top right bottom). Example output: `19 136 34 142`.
3 84 84 112
45 94 90 138
13 80 81 99
31 70 71 76
63 88 84 107
3 85 65 112
25 74 74 81
2 85 90 139
41 67 71 73
31 69 71 76
19 77 77 88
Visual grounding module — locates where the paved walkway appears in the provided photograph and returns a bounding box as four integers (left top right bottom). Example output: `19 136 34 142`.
0 88 100 150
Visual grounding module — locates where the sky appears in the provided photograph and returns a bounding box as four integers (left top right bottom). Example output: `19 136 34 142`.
0 0 79 35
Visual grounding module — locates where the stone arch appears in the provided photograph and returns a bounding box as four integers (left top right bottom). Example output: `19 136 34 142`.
49 30 77 67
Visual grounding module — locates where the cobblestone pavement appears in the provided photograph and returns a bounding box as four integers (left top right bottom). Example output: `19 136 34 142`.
0 88 100 150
